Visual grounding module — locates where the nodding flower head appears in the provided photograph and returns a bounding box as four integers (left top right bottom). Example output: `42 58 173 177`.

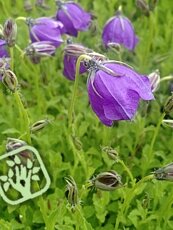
27 17 64 48
63 43 106 81
56 0 91 37
86 59 154 126
102 9 138 51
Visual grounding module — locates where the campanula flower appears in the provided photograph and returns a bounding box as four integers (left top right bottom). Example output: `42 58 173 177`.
87 60 154 126
102 11 138 50
0 39 9 57
27 17 64 47
56 0 91 37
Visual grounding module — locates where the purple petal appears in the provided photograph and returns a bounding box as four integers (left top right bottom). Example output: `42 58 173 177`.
0 39 9 58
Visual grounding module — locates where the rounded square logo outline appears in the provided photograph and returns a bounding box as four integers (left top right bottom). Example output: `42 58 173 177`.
0 146 51 205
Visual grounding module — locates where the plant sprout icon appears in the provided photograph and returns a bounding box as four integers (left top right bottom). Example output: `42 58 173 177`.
0 146 50 205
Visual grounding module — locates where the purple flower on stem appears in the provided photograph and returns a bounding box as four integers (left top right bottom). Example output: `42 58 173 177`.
0 39 9 58
63 54 86 81
56 0 91 37
27 17 64 47
102 11 138 51
87 60 154 126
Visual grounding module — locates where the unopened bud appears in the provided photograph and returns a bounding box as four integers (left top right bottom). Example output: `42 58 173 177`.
148 69 160 92
3 19 17 47
64 43 92 57
107 42 122 53
65 176 79 208
72 135 82 150
30 119 50 133
6 138 27 152
101 146 119 161
2 70 18 92
164 94 173 114
24 0 33 11
153 162 173 181
25 41 56 64
162 119 173 128
136 0 150 16
91 170 122 191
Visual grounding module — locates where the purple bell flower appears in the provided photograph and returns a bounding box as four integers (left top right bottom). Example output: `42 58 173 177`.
102 11 138 51
0 39 9 58
63 54 86 80
56 0 91 37
27 17 64 47
87 60 154 126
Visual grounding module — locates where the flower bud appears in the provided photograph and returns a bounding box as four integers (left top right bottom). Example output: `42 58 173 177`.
64 43 92 57
6 138 27 152
25 41 56 64
101 146 119 161
136 0 150 16
30 119 50 133
164 94 173 114
2 69 18 92
153 162 173 181
3 19 17 47
65 176 79 208
162 119 173 128
91 170 122 191
148 69 160 92
24 0 33 11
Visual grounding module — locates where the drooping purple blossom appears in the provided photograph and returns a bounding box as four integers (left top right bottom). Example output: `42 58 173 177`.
87 60 154 126
56 0 91 37
63 54 87 80
27 17 64 47
0 39 9 58
102 11 138 51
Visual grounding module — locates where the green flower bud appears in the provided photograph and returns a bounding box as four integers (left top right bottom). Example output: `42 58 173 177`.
3 18 17 47
91 170 122 191
65 176 79 208
102 146 119 161
164 94 173 114
153 162 173 181
136 0 150 16
2 70 18 92
30 119 50 133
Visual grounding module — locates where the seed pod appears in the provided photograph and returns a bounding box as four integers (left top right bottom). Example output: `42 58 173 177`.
101 146 119 161
2 70 18 92
91 170 122 191
3 19 17 47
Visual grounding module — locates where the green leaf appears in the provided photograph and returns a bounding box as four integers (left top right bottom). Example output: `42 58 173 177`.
32 166 40 174
6 160 15 167
3 182 10 192
14 155 21 164
0 175 8 182
8 168 14 178
27 159 33 169
31 175 40 181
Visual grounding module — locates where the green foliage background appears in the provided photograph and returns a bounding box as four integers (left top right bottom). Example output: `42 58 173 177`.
0 0 173 229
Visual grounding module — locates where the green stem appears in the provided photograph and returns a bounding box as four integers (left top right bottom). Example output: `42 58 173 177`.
118 159 135 187
14 91 31 144
15 17 26 22
10 47 14 71
68 54 91 130
160 76 173 82
15 44 24 55
148 112 165 157
115 174 154 230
